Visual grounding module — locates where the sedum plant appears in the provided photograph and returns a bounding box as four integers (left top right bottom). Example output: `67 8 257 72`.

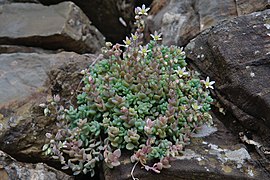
42 4 214 178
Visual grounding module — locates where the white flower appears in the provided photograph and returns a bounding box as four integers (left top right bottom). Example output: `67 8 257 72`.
175 67 189 77
139 45 150 56
105 42 113 47
123 36 132 47
202 76 215 89
53 94 60 102
192 103 201 110
131 32 139 41
135 4 150 16
150 31 162 41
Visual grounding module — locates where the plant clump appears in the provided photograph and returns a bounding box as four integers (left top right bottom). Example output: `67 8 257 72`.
42 4 215 178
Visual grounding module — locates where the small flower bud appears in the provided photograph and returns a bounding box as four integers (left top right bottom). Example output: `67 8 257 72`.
105 42 113 47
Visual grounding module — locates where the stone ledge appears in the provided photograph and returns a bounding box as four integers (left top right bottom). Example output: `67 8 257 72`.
0 2 105 53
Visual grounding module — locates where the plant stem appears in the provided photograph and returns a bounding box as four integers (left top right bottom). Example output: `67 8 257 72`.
131 161 139 180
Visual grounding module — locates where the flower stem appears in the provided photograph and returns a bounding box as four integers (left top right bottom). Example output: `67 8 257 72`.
131 161 139 180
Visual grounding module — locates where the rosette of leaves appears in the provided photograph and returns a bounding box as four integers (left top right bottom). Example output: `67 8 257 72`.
42 4 215 178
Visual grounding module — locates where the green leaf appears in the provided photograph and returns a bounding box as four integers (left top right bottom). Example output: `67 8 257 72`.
42 144 49 151
95 130 100 137
83 168 88 174
126 143 134 150
137 92 147 100
80 134 86 141
73 171 81 176
45 148 52 155
88 109 96 115
111 142 118 147
105 102 114 109
62 165 69 170
90 170 95 177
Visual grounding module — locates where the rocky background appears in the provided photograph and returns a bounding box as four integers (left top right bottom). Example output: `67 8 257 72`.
0 0 269 179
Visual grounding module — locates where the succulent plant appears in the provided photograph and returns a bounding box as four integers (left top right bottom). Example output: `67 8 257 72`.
42 4 214 178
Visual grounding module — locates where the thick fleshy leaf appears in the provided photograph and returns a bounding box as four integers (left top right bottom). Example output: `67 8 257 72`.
113 149 121 157
111 161 120 167
42 144 49 151
126 143 135 150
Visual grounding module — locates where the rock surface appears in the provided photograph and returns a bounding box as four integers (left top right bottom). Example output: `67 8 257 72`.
147 0 269 46
0 45 56 54
0 1 269 179
38 0 136 43
0 2 105 53
0 0 38 4
103 115 270 180
0 52 95 105
0 0 154 43
0 52 97 163
185 9 270 144
0 150 73 180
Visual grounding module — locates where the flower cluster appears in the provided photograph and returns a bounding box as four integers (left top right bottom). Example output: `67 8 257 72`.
42 4 214 178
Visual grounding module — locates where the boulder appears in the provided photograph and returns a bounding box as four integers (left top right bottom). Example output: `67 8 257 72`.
185 9 270 143
0 150 73 180
38 0 136 43
147 0 269 46
0 52 97 163
103 115 270 180
0 52 96 105
0 2 105 53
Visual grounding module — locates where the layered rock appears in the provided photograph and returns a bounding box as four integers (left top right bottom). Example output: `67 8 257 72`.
0 45 55 54
0 0 269 179
0 52 97 163
38 0 136 43
0 0 39 4
0 2 105 53
185 9 270 143
0 150 73 180
147 0 269 46
103 115 269 180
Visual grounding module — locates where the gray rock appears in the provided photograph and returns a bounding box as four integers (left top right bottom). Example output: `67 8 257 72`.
38 0 136 43
185 9 270 143
191 124 217 138
0 150 73 180
0 52 95 105
103 115 269 180
147 0 269 46
236 0 269 15
0 52 97 163
0 2 105 53
0 0 38 4
195 0 237 31
0 45 56 53
147 0 199 46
